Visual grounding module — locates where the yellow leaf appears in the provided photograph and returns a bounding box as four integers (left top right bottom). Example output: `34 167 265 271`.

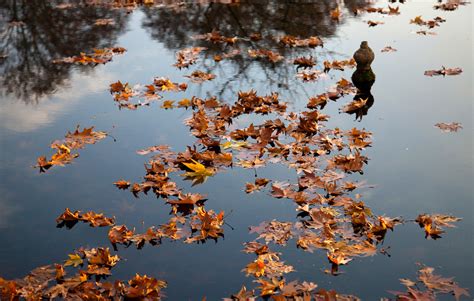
161 100 174 109
182 159 207 173
221 141 248 150
64 254 83 267
182 159 214 186
178 98 191 108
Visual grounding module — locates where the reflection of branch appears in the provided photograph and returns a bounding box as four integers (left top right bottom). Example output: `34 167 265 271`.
0 0 129 103
140 0 369 104
216 59 252 97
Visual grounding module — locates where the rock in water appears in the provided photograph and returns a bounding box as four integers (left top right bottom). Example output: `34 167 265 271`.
353 41 374 70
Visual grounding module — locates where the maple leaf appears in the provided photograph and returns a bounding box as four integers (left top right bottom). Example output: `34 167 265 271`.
84 247 120 268
36 144 79 172
340 98 368 113
416 214 461 239
114 179 130 189
64 126 107 149
297 70 324 82
56 208 81 223
154 77 179 91
54 264 65 282
109 225 135 245
388 5 400 15
237 156 265 169
243 242 269 255
245 178 270 193
410 16 425 25
174 47 206 69
249 220 293 246
81 211 115 227
221 140 248 150
110 80 125 93
381 46 397 52
167 193 207 214
244 259 266 277
178 98 192 108
161 100 174 109
293 56 315 69
185 70 216 83
248 49 283 63
124 274 167 299
181 159 215 186
64 254 83 268
186 207 224 243
255 277 284 296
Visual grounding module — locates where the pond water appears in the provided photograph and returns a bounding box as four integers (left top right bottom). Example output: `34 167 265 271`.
0 0 472 299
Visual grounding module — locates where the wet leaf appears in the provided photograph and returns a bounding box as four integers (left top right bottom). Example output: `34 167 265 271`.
434 122 463 133
416 213 461 239
367 20 384 27
293 56 315 69
181 159 215 186
64 254 83 268
185 70 216 83
174 47 206 69
381 46 397 52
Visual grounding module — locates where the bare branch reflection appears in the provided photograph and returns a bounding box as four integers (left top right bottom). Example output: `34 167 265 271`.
0 0 129 103
141 1 372 100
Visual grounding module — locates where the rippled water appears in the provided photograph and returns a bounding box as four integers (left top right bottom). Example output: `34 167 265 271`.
0 0 472 299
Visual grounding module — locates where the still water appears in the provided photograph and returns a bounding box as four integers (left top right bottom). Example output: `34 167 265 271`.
0 0 472 299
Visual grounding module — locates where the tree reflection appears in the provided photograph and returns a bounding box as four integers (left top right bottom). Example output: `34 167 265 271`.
0 0 129 103
141 0 372 99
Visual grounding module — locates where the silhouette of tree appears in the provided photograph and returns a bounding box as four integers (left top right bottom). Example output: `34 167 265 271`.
140 0 371 98
0 0 129 103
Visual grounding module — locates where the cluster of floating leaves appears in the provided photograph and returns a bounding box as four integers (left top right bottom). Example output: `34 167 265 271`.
174 47 206 68
331 4 400 26
108 77 188 110
424 67 463 77
0 247 167 300
354 5 401 16
52 47 126 65
36 126 107 172
410 16 446 29
56 208 115 228
108 205 225 248
389 264 469 300
434 1 469 11
323 58 356 72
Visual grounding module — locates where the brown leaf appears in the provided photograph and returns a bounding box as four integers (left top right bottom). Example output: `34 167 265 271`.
434 122 463 132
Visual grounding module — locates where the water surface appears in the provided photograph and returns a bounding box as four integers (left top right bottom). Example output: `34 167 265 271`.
0 1 472 299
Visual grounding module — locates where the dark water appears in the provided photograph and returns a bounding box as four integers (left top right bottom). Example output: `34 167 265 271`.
0 0 472 299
